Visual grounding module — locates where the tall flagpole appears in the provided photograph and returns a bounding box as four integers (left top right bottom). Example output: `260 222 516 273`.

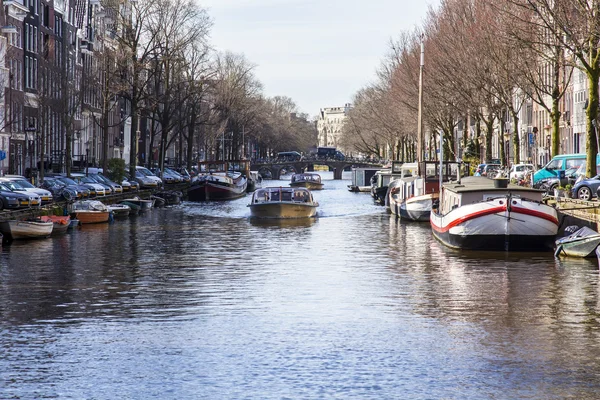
417 37 425 175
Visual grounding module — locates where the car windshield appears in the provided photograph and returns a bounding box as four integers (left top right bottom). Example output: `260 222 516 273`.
15 179 35 188
59 177 77 185
138 168 154 177
0 183 13 191
2 181 24 190
79 177 95 183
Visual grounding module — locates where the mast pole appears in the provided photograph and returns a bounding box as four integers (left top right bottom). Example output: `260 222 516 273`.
417 37 425 174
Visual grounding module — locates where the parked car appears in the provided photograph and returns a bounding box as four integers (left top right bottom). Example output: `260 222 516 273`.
89 173 123 194
481 163 502 177
533 153 591 186
41 177 87 199
534 167 580 194
0 176 53 204
70 173 107 197
573 175 600 200
0 182 41 209
509 163 535 181
54 176 94 198
474 164 486 176
135 166 162 188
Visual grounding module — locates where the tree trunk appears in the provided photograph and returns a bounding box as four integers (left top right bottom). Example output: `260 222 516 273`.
500 118 506 166
485 117 494 163
551 95 560 157
512 114 520 164
586 68 600 178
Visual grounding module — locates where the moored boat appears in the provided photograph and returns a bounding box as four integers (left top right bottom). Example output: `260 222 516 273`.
40 215 71 235
71 200 110 224
248 187 318 219
555 226 600 258
118 197 154 211
107 204 131 218
348 167 381 192
289 173 324 190
0 219 54 241
188 171 247 201
430 176 559 251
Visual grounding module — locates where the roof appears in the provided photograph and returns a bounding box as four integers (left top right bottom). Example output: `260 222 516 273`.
444 176 543 194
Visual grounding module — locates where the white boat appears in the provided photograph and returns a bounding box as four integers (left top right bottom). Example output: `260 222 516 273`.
289 173 324 190
430 176 559 251
388 176 438 222
107 204 131 218
348 167 381 192
0 219 53 240
248 187 319 219
386 161 460 222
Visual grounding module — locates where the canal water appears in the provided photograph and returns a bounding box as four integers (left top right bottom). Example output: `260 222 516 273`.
1 171 600 399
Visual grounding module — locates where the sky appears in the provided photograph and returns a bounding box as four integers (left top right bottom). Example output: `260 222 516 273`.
201 0 437 118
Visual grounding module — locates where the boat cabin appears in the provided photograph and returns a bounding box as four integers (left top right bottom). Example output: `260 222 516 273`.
291 173 321 184
251 187 315 204
439 176 544 215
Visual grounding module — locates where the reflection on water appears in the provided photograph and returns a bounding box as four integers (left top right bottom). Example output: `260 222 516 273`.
1 171 600 399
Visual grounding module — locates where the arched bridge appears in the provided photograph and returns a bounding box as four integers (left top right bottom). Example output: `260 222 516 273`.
250 160 384 180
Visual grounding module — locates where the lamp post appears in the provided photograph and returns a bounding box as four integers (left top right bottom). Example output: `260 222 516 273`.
25 122 37 181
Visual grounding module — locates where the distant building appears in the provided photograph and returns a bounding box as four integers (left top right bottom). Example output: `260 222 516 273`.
317 103 352 150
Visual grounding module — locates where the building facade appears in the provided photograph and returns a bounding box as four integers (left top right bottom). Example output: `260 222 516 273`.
317 103 352 151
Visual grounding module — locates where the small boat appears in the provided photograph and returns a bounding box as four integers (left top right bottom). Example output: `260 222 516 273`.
120 200 142 215
555 226 600 258
107 204 131 218
370 169 404 205
0 218 54 241
348 167 381 192
248 187 319 219
71 200 111 224
119 197 154 211
246 171 262 192
430 176 559 251
289 173 324 190
154 190 183 206
40 215 71 235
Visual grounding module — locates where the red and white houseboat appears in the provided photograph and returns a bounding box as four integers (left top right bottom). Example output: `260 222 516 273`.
430 176 559 251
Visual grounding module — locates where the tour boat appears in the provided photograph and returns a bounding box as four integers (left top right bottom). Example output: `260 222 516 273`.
71 200 110 224
40 215 71 235
188 171 247 201
289 173 324 190
430 176 559 251
0 218 54 241
248 187 319 219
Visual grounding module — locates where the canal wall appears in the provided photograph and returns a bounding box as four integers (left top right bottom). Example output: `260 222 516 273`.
552 197 600 235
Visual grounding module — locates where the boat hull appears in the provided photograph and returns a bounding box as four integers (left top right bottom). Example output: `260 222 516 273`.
40 216 71 235
248 202 318 219
289 181 324 190
188 180 247 201
0 220 54 240
391 194 435 222
430 197 558 251
556 234 600 258
72 211 110 224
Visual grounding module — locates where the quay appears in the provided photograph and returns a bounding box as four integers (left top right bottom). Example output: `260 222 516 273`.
0 183 190 222
550 196 600 233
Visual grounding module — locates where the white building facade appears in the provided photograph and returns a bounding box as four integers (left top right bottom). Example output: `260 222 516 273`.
317 103 352 150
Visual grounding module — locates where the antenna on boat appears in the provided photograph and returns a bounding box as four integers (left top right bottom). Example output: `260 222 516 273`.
417 35 424 176
439 129 443 200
